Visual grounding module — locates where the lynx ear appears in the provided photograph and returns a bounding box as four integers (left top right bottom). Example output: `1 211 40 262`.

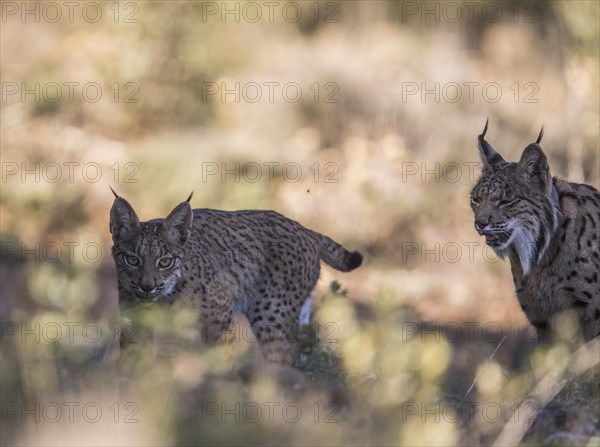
517 143 551 191
478 119 505 168
163 200 193 245
110 194 142 242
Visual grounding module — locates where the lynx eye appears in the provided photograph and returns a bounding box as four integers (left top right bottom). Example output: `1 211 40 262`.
497 198 515 207
124 254 140 267
470 196 481 206
157 257 175 269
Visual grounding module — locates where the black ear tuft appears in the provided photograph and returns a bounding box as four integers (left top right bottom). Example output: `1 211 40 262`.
535 126 544 145
109 186 119 199
109 195 141 242
481 117 489 138
163 201 193 245
477 119 505 167
186 191 193 203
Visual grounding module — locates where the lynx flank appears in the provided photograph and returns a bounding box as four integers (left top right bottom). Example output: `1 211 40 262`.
109 191 362 364
470 121 600 342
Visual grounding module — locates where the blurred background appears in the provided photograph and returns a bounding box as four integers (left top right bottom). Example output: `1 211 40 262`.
1 1 599 446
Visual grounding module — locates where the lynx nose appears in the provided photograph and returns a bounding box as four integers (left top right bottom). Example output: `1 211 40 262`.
140 283 154 293
475 217 489 234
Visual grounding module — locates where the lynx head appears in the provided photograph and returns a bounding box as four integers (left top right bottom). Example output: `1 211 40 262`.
110 190 193 304
470 120 561 275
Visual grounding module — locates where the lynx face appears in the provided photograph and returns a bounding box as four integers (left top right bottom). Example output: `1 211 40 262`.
471 164 527 252
470 122 561 274
110 194 192 305
112 227 186 303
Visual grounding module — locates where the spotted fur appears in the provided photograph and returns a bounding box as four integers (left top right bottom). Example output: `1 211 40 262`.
110 193 362 363
470 121 600 342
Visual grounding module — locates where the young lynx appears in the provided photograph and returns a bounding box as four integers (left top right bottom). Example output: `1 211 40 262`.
470 121 600 342
109 190 362 364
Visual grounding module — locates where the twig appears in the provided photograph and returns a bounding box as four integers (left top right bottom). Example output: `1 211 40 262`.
464 335 507 399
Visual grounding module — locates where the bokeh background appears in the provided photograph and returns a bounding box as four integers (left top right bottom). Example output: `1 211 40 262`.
1 1 599 446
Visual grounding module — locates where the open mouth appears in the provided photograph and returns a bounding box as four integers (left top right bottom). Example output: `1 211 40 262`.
482 231 510 247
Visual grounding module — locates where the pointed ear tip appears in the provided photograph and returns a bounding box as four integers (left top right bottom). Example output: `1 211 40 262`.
535 126 544 144
109 186 119 199
522 144 546 159
481 118 489 135
169 200 192 219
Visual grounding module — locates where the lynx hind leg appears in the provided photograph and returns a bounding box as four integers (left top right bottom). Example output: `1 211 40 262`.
249 236 321 364
247 291 308 365
246 301 294 364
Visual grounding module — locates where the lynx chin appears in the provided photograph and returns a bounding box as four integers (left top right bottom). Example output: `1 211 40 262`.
109 190 362 364
470 120 600 342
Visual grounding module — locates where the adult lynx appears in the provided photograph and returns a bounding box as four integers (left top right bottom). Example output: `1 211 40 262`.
470 121 600 342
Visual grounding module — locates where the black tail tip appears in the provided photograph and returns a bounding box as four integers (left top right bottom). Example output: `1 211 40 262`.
347 251 363 270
